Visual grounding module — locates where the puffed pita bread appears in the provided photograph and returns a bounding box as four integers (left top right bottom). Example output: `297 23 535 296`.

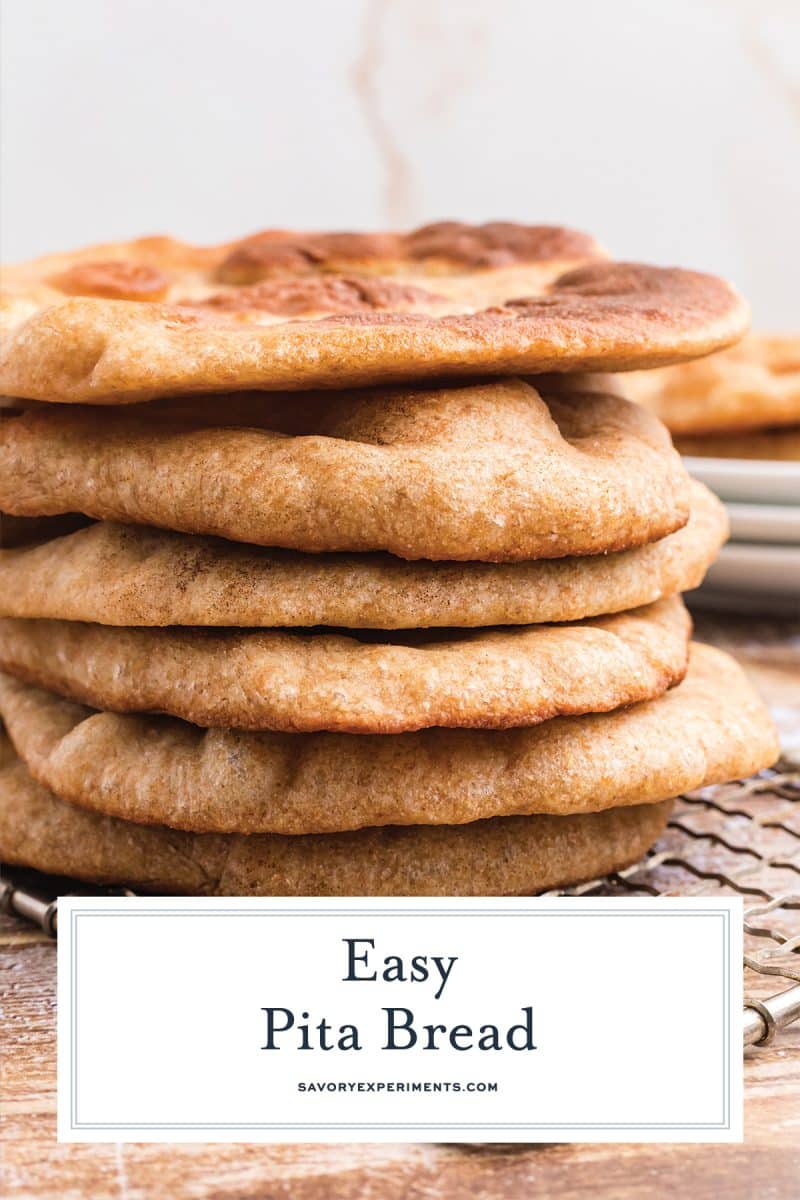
0 735 673 896
0 223 747 403
0 598 690 735
627 334 800 434
0 645 778 835
675 427 800 461
0 481 727 627
0 380 690 561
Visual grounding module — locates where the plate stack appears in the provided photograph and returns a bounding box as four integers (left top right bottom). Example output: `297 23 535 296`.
628 334 800 615
0 223 780 895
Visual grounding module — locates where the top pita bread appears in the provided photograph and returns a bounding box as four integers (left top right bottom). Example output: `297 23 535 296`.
627 333 800 434
0 223 747 402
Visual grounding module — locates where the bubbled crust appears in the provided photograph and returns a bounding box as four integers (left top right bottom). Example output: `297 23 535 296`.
0 222 748 402
212 222 601 282
0 598 691 735
0 645 779 835
0 379 691 561
0 733 674 896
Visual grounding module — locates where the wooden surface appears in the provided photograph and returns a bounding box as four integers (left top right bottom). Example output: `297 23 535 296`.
2 611 799 1200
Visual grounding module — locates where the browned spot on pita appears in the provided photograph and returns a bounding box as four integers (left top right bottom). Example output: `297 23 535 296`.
49 260 171 301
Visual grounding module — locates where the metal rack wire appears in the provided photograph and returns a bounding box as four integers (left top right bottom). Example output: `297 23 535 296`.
3 761 799 1048
545 758 800 1047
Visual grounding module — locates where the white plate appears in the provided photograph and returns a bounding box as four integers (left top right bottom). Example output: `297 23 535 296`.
726 501 800 544
684 456 800 505
698 541 800 602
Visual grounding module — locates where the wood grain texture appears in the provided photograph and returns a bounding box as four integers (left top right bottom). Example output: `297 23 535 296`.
2 613 798 1199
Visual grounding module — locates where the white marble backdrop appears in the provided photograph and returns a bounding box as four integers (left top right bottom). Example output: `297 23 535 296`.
1 0 798 326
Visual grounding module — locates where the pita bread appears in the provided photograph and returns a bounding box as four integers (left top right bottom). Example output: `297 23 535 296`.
627 333 800 434
675 427 800 461
0 481 726 628
0 645 778 835
0 223 747 403
0 598 690 735
0 735 672 895
0 380 690 561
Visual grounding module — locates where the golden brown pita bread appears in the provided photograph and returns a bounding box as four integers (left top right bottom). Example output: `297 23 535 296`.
0 380 690 561
0 734 672 896
0 481 726 627
0 598 690 734
0 223 747 403
675 427 800 461
627 334 800 434
0 645 777 835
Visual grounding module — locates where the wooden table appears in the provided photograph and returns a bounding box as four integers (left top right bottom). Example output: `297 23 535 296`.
2 612 799 1200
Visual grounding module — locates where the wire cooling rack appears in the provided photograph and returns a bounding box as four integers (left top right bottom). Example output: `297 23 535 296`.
2 761 799 1048
544 758 800 1047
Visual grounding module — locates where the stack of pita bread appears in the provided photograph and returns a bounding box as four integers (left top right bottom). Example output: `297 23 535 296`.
0 222 779 895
